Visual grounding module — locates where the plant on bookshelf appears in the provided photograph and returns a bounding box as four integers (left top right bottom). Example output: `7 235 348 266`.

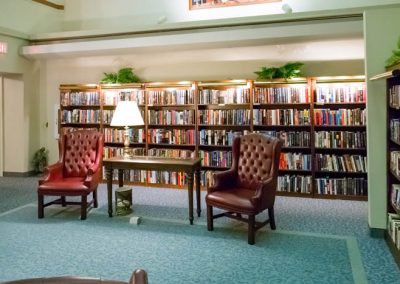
100 67 141 84
254 62 304 80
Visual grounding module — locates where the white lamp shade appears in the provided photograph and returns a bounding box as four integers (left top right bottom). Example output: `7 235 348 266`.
110 100 144 127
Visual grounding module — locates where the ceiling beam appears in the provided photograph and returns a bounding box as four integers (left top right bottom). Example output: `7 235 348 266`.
32 0 64 10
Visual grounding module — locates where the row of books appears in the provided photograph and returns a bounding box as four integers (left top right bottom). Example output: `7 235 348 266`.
147 129 196 145
103 128 145 144
147 89 195 105
253 109 311 126
198 109 251 125
199 88 250 104
314 131 366 149
148 110 195 125
387 213 400 250
253 86 310 104
148 148 194 158
60 91 100 106
279 153 311 170
315 177 367 196
103 147 145 159
314 108 366 126
199 150 232 168
391 184 400 211
200 170 215 187
101 167 188 185
277 175 312 194
389 85 400 109
315 154 367 173
390 151 400 177
102 90 145 106
390 119 400 143
147 171 187 185
61 110 101 124
102 168 146 183
315 84 366 103
256 130 311 147
199 129 248 146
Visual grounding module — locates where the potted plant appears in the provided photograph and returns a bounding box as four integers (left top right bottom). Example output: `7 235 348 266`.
32 147 49 174
254 62 304 80
100 67 141 83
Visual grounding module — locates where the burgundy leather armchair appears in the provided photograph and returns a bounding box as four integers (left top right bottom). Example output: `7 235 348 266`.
38 130 104 220
1 269 148 284
206 133 282 245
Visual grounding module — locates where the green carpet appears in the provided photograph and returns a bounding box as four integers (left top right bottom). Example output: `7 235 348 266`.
0 203 366 284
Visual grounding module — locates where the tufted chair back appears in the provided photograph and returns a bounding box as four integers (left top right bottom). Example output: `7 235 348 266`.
235 133 281 190
61 130 103 178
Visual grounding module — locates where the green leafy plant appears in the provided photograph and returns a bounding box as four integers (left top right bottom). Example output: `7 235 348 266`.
32 147 49 173
385 37 400 67
100 67 141 84
255 62 304 80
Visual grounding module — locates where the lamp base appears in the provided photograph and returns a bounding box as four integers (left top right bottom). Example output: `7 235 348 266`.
122 147 132 159
122 126 131 159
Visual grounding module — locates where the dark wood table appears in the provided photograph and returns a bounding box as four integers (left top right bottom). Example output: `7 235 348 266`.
103 156 202 224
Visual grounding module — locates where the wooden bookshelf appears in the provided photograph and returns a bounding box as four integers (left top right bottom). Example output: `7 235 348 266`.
371 69 400 267
253 78 313 196
312 77 367 199
59 76 368 200
145 81 196 187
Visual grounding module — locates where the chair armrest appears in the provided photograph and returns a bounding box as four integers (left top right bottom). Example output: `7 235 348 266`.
251 177 275 206
39 162 63 185
129 269 148 284
208 168 237 193
84 166 101 188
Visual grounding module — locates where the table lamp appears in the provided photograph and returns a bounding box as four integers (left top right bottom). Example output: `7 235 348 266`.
110 100 144 159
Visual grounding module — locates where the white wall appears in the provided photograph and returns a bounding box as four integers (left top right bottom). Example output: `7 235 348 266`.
3 76 28 172
62 0 400 31
364 6 400 230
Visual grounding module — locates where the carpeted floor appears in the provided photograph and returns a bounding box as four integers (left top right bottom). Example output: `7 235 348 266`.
0 176 399 283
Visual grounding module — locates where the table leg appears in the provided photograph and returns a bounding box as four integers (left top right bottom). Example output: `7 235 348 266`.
106 168 113 217
195 169 201 217
187 172 194 225
118 169 124 187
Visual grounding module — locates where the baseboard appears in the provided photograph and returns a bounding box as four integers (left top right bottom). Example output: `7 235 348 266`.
369 227 385 238
3 171 36 177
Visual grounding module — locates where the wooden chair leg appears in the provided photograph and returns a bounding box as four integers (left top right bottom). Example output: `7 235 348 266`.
81 195 87 220
248 214 255 245
61 196 66 207
268 207 276 230
207 205 213 231
38 194 44 219
93 189 98 208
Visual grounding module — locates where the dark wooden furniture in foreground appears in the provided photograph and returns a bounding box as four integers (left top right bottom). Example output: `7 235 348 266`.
2 268 148 284
206 133 282 244
103 156 202 224
38 130 104 220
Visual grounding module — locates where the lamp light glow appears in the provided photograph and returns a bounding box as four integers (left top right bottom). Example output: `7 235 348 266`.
110 100 144 159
